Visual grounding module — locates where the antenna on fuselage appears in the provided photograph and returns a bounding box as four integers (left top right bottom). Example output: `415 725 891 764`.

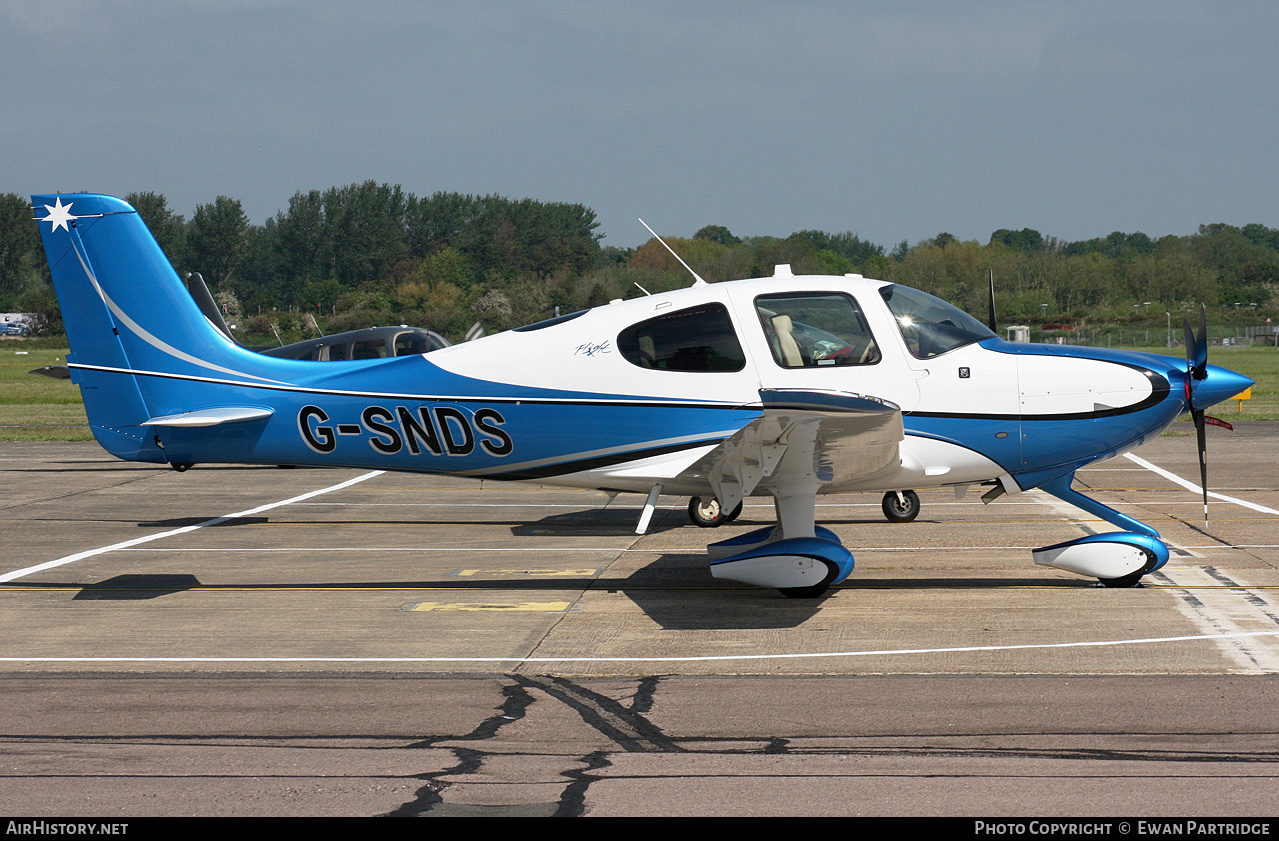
987 269 998 334
638 218 707 287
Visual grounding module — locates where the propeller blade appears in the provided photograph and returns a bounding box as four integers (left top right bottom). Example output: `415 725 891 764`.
1193 305 1208 380
1183 317 1197 375
1181 305 1211 520
1193 408 1209 522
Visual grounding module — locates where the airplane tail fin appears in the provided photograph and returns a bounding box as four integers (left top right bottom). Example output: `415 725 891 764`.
31 193 280 463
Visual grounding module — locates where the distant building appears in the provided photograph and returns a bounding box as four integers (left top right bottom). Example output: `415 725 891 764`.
0 314 32 336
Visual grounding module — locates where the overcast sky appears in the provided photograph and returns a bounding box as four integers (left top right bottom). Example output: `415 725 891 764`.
5 1 1277 249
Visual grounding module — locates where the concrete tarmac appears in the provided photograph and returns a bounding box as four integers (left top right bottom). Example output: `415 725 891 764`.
1 423 1276 816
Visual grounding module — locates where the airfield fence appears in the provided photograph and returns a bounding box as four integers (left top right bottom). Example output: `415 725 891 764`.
1031 323 1278 348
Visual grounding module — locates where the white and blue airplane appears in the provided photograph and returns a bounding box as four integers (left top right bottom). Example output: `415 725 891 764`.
32 193 1254 597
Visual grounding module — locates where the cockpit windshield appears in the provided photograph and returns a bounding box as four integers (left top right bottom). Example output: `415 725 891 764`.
878 285 996 359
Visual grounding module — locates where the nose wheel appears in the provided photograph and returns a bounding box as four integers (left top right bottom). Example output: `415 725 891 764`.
881 490 920 523
1098 572 1146 588
688 496 744 528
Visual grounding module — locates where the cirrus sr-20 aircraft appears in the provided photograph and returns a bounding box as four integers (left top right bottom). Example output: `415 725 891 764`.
32 193 1254 597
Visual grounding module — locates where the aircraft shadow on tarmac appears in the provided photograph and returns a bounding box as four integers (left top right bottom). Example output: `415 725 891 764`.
72 573 202 600
511 508 895 537
138 516 270 528
130 503 897 535
511 507 678 536
24 501 1088 628
31 564 1087 631
42 565 843 629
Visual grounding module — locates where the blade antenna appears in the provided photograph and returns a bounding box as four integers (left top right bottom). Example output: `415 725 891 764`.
987 269 998 333
638 218 707 287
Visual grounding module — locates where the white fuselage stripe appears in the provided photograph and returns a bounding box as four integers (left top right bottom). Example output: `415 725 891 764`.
66 362 748 408
69 234 286 385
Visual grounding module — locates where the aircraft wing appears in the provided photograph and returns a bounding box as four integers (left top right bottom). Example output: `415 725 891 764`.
679 388 903 514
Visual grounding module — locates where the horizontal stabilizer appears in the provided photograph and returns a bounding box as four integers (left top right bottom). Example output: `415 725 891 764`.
141 407 274 427
29 365 71 380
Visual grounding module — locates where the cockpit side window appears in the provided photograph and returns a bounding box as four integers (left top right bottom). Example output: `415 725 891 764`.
754 293 881 368
394 331 430 356
617 303 746 372
878 285 996 359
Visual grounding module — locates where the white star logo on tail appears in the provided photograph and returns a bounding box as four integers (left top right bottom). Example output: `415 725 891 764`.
40 198 77 232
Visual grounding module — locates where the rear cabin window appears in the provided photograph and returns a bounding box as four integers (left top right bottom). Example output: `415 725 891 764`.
351 339 387 360
617 303 746 372
755 293 881 368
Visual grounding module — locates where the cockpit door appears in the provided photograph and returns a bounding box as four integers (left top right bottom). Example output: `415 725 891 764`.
725 282 920 413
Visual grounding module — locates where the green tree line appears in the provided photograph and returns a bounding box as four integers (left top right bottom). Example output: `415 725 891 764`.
5 186 1277 341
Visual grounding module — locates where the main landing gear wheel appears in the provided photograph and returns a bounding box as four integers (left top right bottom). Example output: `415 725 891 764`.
688 496 743 528
778 582 831 599
881 490 920 523
779 560 839 599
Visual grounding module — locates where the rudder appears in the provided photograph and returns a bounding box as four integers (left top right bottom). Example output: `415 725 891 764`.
31 193 268 463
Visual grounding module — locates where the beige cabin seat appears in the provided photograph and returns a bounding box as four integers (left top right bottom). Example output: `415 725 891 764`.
771 315 804 367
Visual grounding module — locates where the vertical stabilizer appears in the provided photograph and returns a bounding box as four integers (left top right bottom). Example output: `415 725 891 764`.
31 194 278 463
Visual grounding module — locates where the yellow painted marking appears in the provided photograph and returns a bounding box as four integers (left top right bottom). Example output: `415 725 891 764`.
405 601 572 612
451 569 600 578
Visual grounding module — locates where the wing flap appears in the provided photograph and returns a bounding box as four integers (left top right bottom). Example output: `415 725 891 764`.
681 389 902 511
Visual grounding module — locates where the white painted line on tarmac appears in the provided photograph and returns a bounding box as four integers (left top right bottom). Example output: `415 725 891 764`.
1034 453 1279 671
0 470 386 583
87 544 1126 553
1125 453 1279 515
283 499 1260 510
2 629 1278 664
1151 567 1279 672
119 546 634 552
294 502 673 508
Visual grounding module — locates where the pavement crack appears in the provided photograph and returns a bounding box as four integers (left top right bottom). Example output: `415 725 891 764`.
553 749 611 817
390 679 538 815
384 746 483 816
519 675 683 753
630 675 660 715
387 677 675 816
401 677 535 751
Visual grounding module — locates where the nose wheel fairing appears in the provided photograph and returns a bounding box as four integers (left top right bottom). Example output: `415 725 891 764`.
1032 532 1168 586
1032 472 1170 585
